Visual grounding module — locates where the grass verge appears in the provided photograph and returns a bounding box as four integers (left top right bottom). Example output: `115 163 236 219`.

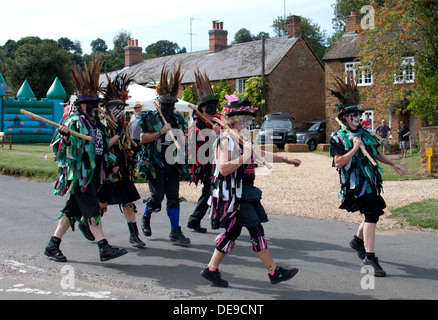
391 199 438 229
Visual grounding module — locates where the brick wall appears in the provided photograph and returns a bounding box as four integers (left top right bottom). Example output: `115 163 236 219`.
267 38 325 123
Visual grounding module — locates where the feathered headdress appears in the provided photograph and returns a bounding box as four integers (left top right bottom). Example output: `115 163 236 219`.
329 76 363 118
157 64 185 104
193 70 218 109
101 73 135 119
71 55 102 105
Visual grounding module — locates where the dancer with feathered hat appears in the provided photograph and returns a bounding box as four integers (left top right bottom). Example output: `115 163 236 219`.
329 76 404 277
44 56 128 262
97 73 145 247
186 70 221 233
137 64 191 245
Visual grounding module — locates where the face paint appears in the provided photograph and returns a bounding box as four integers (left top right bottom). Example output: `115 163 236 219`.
111 104 125 119
348 112 362 127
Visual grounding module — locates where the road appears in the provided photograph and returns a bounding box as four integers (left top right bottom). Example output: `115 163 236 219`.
1 174 437 302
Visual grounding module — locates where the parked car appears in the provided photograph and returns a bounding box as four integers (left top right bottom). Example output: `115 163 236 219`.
295 120 326 151
256 113 296 148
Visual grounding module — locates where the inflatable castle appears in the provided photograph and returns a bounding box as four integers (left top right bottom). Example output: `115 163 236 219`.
0 72 66 143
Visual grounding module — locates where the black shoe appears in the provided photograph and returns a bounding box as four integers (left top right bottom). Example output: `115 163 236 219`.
169 227 191 245
363 256 386 277
201 266 228 287
44 236 67 262
188 223 207 233
78 219 95 241
98 239 128 262
350 235 366 260
141 215 152 237
269 266 299 284
128 222 146 248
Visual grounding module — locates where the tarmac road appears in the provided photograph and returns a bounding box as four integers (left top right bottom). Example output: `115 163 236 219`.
0 174 437 302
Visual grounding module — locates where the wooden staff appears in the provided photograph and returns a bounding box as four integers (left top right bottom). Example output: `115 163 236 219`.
98 107 138 147
335 117 377 167
153 101 181 150
20 109 92 141
212 117 273 170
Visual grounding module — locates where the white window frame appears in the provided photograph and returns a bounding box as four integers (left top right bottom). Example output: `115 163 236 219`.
345 62 373 86
236 78 248 93
394 56 415 84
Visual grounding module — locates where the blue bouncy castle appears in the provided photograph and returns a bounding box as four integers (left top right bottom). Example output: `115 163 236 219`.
0 74 66 143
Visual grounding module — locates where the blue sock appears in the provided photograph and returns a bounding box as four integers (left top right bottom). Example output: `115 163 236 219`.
167 208 180 228
144 204 152 217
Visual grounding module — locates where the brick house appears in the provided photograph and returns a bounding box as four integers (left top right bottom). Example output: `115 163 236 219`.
104 16 325 124
322 11 421 144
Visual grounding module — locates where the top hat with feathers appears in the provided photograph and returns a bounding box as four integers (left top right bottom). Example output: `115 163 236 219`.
71 55 102 106
193 70 218 110
157 64 185 104
329 76 364 119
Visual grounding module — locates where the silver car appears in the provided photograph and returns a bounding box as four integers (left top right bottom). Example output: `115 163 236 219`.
295 120 326 151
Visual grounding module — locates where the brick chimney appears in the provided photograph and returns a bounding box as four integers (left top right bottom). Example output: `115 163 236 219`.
124 39 143 67
286 15 301 38
209 20 228 53
345 10 362 33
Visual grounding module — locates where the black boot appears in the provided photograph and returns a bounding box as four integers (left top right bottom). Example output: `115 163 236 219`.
269 266 299 284
141 215 152 237
128 222 146 248
350 235 366 260
201 266 228 287
363 254 386 277
44 236 67 262
169 227 191 245
97 239 128 262
78 218 95 241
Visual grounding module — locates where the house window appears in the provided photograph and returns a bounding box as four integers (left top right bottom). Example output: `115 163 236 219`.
345 62 373 86
236 78 248 93
394 57 415 84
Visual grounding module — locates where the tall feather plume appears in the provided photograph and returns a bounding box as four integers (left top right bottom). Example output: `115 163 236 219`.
193 69 214 101
329 76 361 111
102 73 135 103
158 64 185 102
71 55 102 97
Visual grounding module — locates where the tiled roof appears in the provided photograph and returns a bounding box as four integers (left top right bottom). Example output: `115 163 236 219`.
323 32 359 61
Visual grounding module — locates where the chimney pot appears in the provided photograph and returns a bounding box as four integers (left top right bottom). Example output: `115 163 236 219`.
286 15 301 38
209 21 228 53
124 38 142 67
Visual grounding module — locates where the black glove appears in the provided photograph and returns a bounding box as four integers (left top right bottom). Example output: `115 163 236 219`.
116 123 125 137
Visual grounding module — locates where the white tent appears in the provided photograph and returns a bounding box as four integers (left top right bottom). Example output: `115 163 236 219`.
125 84 193 113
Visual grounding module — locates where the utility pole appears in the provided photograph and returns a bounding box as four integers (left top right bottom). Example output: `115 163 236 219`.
261 36 266 119
190 18 200 52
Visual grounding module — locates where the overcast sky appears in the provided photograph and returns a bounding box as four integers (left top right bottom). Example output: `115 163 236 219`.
2 0 337 54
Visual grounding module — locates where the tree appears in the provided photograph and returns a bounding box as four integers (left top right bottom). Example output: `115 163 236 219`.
4 40 72 98
271 15 328 61
58 37 82 55
145 40 186 58
233 28 254 44
90 38 108 53
356 0 438 124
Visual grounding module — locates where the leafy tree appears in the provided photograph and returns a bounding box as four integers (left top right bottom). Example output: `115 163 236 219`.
145 40 186 58
271 15 328 61
58 37 82 54
90 38 108 53
233 28 254 44
4 40 72 98
356 0 438 124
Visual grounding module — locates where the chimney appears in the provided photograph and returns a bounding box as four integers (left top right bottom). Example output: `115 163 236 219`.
209 20 228 53
124 38 143 67
345 10 362 33
286 15 301 38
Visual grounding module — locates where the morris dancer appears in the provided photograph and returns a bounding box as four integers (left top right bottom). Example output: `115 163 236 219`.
201 96 301 287
44 56 128 262
99 74 145 247
187 71 220 233
329 77 404 277
137 65 191 245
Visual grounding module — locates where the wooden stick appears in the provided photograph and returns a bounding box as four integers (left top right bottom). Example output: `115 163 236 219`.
212 117 273 170
335 117 377 167
187 104 215 127
98 107 138 147
20 109 92 141
153 101 181 150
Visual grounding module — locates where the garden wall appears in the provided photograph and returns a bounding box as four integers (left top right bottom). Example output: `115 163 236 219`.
419 126 438 174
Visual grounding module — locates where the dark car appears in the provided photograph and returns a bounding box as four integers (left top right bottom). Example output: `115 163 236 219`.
295 120 326 151
256 113 296 147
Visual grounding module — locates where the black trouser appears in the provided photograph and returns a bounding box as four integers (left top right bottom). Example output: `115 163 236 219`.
145 163 180 211
187 178 211 227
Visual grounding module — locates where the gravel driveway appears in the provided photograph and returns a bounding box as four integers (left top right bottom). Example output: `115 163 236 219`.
138 152 438 232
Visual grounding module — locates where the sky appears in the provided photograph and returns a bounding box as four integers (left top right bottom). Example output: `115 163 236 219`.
1 0 337 54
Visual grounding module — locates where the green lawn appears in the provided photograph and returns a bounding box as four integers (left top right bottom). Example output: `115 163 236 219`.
391 199 438 229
